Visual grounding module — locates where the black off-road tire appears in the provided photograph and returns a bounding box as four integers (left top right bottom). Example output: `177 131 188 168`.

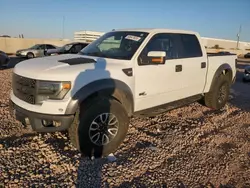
203 74 230 110
68 97 129 158
27 52 34 59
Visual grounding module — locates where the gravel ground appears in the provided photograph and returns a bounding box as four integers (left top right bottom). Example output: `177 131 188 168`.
0 61 250 187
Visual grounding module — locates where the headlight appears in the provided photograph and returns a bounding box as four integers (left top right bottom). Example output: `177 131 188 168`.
36 81 71 103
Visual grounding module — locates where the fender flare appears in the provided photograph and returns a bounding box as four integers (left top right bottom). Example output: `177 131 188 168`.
65 79 134 116
208 63 233 92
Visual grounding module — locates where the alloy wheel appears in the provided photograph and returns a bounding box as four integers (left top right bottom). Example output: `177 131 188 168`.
89 113 119 146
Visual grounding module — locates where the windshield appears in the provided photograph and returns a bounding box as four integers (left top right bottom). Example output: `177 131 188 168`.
79 31 149 60
29 44 40 49
60 44 73 52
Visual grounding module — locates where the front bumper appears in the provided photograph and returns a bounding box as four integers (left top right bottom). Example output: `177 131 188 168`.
16 52 26 57
9 100 75 132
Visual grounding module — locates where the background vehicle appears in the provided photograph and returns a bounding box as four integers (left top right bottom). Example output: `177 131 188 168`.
0 50 10 68
16 44 58 59
10 28 237 158
244 53 250 58
217 51 231 55
46 42 89 56
243 65 250 82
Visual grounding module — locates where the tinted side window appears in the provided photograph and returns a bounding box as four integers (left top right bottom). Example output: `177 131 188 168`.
81 43 88 49
179 34 202 58
74 44 83 52
138 33 181 65
70 44 83 53
37 45 45 50
46 45 56 49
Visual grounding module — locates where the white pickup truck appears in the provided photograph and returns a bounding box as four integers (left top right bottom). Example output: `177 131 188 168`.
9 28 237 158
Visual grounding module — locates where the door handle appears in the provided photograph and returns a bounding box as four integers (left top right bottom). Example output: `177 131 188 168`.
201 62 206 68
139 92 147 96
175 65 182 72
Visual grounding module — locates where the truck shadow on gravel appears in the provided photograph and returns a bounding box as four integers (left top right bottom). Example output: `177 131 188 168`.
44 131 80 157
69 57 114 187
0 132 37 147
44 132 109 187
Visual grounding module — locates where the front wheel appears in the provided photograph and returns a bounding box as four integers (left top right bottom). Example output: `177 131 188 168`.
27 52 34 59
68 97 129 158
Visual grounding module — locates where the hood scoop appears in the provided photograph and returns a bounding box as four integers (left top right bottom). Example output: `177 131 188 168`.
58 57 96 65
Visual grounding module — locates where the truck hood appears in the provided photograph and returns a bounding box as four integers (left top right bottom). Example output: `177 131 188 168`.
13 54 129 80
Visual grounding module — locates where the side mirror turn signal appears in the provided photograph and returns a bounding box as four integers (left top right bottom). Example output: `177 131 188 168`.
147 51 166 64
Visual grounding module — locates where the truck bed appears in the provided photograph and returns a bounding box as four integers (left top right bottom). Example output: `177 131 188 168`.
203 53 237 93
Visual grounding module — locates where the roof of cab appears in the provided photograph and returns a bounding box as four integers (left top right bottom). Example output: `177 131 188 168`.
113 28 198 35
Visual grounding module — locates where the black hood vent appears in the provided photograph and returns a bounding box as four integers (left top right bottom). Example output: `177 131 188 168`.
58 57 96 65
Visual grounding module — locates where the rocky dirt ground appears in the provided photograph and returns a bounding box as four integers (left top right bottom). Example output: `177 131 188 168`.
0 59 250 187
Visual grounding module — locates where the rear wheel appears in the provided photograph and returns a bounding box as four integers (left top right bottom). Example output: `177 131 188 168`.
202 74 230 110
68 97 129 158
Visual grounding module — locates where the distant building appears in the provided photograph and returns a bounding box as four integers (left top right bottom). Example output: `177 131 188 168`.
74 30 105 42
0 35 11 38
201 37 250 50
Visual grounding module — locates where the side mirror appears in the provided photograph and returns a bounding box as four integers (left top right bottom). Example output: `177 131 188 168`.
147 51 166 64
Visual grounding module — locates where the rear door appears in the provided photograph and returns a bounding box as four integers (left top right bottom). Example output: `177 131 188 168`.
178 34 207 96
45 44 56 55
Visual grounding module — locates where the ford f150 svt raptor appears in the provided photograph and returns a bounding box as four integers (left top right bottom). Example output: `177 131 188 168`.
9 28 237 158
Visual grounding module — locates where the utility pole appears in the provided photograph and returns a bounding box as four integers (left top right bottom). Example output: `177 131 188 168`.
62 16 65 39
236 24 241 49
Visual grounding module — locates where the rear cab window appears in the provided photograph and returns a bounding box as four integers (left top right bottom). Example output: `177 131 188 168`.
179 34 203 58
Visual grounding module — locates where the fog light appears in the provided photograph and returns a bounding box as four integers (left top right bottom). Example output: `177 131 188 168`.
41 120 61 127
53 121 61 127
25 118 30 125
42 120 53 127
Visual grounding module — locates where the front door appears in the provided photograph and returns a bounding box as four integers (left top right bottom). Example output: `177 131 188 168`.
37 44 46 57
134 33 185 112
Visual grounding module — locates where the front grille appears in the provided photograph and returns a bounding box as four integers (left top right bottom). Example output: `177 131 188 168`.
12 73 37 104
